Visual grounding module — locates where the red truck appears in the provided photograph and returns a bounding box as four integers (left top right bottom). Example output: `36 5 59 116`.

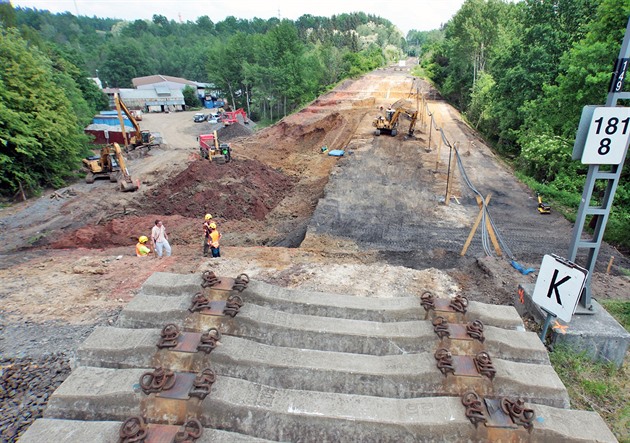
198 131 231 164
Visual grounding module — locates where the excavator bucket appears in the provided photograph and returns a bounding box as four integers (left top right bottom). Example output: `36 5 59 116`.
119 177 138 192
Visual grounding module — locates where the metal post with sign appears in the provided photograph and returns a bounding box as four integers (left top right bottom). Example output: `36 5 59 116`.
533 254 588 341
568 17 630 311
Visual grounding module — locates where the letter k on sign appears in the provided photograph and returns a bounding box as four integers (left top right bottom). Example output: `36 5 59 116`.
531 254 588 323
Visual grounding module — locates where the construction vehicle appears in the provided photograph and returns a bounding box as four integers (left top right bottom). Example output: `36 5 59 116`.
114 93 159 151
373 99 418 137
222 108 248 126
82 142 139 192
198 130 232 164
537 193 551 214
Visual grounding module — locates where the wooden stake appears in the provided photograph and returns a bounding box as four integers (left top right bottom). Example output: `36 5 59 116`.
475 195 502 257
461 194 492 256
606 256 614 274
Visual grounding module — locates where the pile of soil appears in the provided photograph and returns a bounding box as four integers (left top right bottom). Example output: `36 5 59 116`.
217 122 254 140
146 158 296 220
50 157 297 250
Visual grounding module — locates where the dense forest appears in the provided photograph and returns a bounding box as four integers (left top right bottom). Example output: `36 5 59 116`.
411 0 630 251
1 1 630 250
0 4 404 199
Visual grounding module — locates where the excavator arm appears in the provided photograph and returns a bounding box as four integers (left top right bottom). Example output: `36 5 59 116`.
114 93 143 149
112 142 138 192
373 99 418 137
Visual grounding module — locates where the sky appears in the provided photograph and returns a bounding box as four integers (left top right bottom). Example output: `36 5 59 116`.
9 0 466 34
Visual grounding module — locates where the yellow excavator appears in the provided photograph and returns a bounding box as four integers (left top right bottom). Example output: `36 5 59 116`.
537 193 551 214
114 93 158 152
373 99 418 137
82 142 139 192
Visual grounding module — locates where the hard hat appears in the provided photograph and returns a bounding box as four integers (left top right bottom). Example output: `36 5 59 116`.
139 235 148 243
205 214 213 220
209 223 217 229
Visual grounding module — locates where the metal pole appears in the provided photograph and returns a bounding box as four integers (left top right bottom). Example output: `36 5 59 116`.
445 143 453 202
540 310 556 342
567 17 630 310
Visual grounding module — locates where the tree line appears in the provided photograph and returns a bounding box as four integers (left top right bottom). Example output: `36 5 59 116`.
0 5 404 199
416 0 630 251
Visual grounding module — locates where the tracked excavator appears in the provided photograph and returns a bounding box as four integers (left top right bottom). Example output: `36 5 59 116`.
114 93 159 152
373 99 418 137
82 142 139 192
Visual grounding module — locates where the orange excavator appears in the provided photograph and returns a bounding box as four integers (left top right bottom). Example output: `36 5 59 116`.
82 142 139 192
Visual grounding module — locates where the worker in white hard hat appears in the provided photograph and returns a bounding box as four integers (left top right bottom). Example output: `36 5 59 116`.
203 214 214 257
136 236 151 257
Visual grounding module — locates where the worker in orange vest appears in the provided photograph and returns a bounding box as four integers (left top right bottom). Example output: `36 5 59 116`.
203 214 213 257
208 223 222 258
136 236 151 257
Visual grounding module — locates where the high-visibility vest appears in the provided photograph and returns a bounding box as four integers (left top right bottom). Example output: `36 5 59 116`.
136 242 150 257
209 230 221 248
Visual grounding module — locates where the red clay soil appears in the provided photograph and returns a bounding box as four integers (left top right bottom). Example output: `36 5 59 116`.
50 157 296 250
145 158 296 220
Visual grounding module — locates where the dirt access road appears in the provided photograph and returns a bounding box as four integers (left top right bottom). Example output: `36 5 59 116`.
1 62 629 355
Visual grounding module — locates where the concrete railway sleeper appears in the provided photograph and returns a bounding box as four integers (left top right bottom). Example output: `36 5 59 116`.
20 418 272 443
138 273 525 328
117 293 549 363
24 272 616 442
40 368 616 442
77 326 569 407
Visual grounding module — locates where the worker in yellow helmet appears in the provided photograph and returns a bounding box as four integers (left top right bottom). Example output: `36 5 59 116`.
208 222 222 258
136 235 151 257
203 213 214 257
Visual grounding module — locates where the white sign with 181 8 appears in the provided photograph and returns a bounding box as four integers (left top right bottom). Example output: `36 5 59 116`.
581 107 630 165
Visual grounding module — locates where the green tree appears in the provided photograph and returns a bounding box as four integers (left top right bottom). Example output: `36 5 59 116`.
182 85 201 107
0 27 89 198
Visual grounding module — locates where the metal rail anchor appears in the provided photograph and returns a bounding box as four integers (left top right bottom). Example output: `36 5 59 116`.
466 319 485 342
501 397 535 433
434 348 456 376
200 270 220 288
420 291 435 311
140 367 176 394
432 316 451 339
449 294 468 313
119 416 148 443
232 273 250 292
188 368 216 400
197 328 222 353
474 351 496 380
174 418 203 442
118 416 204 443
461 391 488 428
157 323 181 349
223 294 244 317
189 292 212 313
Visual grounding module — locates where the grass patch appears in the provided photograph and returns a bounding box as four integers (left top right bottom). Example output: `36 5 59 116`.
601 300 630 330
550 345 630 441
27 232 46 245
619 267 630 278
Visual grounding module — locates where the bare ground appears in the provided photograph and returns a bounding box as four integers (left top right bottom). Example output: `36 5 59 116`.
2 61 630 442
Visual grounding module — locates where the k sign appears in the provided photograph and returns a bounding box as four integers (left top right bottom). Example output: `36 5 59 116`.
532 254 588 322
